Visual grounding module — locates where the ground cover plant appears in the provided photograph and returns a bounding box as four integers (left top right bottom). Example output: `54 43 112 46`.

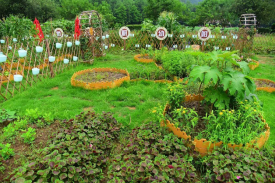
1 110 274 182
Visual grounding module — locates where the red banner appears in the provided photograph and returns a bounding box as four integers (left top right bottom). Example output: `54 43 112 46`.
74 17 81 40
33 18 44 43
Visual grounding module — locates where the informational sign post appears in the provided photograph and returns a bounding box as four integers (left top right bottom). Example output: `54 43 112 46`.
155 27 168 48
54 28 64 38
198 27 211 51
119 26 131 50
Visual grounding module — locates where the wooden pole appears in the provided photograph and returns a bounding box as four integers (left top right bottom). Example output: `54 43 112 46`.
160 40 162 49
46 39 54 77
124 39 126 51
202 41 205 52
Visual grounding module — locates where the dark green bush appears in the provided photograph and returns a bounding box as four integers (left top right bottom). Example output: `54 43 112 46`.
126 24 142 30
257 28 272 34
0 15 36 38
161 51 196 78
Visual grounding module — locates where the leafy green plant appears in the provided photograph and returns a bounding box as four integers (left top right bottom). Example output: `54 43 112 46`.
188 51 255 110
107 122 199 182
0 15 36 38
0 109 17 123
202 147 275 182
11 111 121 182
25 108 41 123
154 47 168 64
21 128 36 144
162 51 194 78
166 82 187 110
0 143 15 160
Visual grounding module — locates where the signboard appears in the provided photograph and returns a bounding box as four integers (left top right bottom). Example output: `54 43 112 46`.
155 27 168 40
54 28 64 38
119 27 130 40
198 27 211 42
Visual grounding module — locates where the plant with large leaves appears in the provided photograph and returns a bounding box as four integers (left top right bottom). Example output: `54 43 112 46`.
188 50 256 110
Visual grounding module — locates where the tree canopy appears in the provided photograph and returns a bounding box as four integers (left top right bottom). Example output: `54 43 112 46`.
0 0 274 27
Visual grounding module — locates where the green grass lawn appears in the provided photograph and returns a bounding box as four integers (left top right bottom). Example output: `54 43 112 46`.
0 53 167 129
249 55 275 146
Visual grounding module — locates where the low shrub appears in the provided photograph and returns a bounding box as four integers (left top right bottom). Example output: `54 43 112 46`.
10 111 122 182
0 143 15 160
0 109 17 123
107 122 199 182
162 51 194 78
21 127 36 144
202 147 275 182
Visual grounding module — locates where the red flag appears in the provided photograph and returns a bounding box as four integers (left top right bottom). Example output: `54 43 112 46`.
33 18 44 43
74 17 81 40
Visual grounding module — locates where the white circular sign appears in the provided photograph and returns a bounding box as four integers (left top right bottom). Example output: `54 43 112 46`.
198 27 211 41
155 27 168 40
54 28 64 38
119 27 131 40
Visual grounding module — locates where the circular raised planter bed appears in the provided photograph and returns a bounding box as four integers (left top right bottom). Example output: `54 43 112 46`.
161 94 270 156
255 78 275 93
134 54 154 63
71 68 130 90
248 59 260 70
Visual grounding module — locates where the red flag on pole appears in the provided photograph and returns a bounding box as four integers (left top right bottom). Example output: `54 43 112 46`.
74 17 81 40
33 18 44 43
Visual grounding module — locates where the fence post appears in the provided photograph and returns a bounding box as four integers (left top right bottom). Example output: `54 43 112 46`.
46 39 54 77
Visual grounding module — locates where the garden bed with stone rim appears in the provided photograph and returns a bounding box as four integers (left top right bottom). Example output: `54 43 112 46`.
248 59 260 70
255 78 275 93
134 54 154 63
71 68 130 90
161 94 270 157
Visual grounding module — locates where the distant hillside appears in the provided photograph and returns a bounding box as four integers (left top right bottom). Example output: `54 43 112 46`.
180 0 203 4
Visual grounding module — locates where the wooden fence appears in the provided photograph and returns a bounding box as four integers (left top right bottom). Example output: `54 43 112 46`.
0 37 81 102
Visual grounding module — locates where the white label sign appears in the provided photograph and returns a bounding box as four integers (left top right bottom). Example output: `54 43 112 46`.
54 28 64 38
155 27 168 40
198 27 211 41
119 27 131 40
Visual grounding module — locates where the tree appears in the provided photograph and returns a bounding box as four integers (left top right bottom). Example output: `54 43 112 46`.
196 0 235 27
0 0 28 19
113 3 127 25
128 4 142 24
231 0 275 25
58 0 93 20
25 0 59 22
144 0 186 22
93 1 116 27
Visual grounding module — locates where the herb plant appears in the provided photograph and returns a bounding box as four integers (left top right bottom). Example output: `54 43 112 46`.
0 143 15 160
0 109 17 123
202 147 275 182
21 127 36 144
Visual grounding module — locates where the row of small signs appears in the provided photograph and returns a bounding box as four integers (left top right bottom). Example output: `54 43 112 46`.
53 27 238 41
120 26 238 41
